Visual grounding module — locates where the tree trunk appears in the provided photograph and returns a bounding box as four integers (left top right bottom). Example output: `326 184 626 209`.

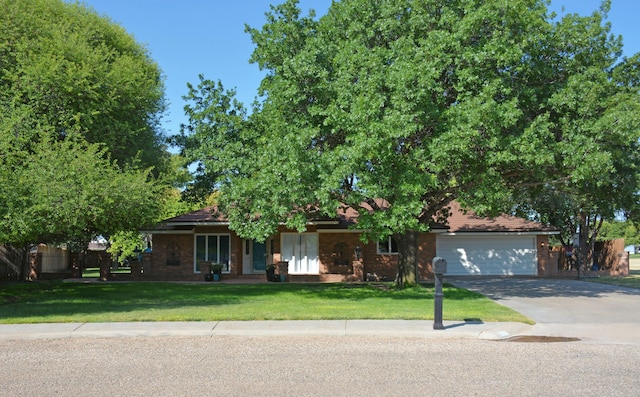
395 230 418 288
20 244 29 281
576 212 591 278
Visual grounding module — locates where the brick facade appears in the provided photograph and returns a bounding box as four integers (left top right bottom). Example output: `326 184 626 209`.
148 228 434 282
148 233 198 281
146 226 551 282
142 203 558 282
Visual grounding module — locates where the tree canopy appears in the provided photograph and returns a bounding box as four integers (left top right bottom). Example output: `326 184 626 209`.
0 0 169 250
0 0 168 171
0 137 161 249
510 7 640 270
180 0 640 286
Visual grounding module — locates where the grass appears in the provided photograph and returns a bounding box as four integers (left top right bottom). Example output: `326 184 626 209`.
583 254 640 289
0 281 532 324
585 269 640 289
82 267 130 278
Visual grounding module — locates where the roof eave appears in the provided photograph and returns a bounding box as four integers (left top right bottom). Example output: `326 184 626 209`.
441 230 560 236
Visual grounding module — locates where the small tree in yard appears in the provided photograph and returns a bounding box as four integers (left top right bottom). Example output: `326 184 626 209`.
0 137 161 277
180 0 640 287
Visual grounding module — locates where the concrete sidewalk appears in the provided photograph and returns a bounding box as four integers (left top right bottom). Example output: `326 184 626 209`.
2 319 638 345
0 320 532 341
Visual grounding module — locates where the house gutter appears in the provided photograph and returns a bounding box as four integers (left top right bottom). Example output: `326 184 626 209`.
441 231 560 237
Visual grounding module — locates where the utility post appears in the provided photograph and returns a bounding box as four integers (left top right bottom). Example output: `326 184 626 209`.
432 257 447 330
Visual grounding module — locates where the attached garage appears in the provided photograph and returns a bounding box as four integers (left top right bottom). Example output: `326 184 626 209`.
431 202 559 277
436 234 538 276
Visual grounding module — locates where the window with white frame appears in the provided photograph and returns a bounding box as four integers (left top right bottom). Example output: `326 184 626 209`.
377 236 398 254
195 234 230 273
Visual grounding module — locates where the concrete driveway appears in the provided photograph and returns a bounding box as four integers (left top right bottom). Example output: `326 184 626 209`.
450 277 640 344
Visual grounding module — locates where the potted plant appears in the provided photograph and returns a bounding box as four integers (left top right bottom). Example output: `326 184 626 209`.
277 261 289 282
265 263 277 282
200 260 213 281
211 263 224 281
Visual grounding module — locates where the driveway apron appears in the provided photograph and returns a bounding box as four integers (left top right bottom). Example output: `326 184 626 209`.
449 277 640 324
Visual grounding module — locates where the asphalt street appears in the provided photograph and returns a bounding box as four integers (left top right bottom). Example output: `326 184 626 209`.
1 335 639 396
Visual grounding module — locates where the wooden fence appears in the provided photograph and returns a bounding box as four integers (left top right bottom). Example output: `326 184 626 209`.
0 244 23 281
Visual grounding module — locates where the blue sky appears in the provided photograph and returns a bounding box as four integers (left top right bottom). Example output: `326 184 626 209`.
74 0 640 139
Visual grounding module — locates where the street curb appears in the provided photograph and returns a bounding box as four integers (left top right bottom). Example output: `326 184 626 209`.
0 320 535 341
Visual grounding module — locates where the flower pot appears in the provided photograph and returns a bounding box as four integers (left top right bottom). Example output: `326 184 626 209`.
213 273 220 282
204 274 213 282
266 267 276 282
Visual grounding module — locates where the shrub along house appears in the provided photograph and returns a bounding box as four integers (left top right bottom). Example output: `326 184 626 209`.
142 201 559 282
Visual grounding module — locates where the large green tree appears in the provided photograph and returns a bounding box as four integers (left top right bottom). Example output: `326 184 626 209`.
511 8 640 274
183 0 640 286
0 0 170 258
0 0 168 171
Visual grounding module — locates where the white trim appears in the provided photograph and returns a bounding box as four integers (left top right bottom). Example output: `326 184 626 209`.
441 231 557 237
377 236 399 255
316 228 455 234
430 229 449 234
165 220 338 227
194 233 232 274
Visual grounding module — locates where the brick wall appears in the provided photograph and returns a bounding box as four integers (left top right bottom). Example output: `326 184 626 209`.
358 233 437 281
149 226 243 281
318 233 362 275
417 233 437 280
148 227 440 281
149 233 197 280
537 235 558 276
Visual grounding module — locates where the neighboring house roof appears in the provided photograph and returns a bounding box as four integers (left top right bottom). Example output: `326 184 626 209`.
151 201 557 234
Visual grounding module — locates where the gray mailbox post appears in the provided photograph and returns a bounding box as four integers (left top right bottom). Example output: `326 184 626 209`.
432 257 447 330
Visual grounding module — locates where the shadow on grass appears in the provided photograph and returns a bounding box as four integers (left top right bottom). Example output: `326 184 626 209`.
0 281 489 322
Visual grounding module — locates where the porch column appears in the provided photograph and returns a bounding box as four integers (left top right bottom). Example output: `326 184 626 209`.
352 259 364 282
70 253 82 278
28 253 42 281
99 257 110 281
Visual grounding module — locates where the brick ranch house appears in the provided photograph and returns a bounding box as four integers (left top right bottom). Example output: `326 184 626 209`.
143 202 560 282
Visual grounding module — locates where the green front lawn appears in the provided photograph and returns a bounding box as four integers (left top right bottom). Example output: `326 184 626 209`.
585 270 640 289
82 267 131 278
0 281 532 324
584 254 640 289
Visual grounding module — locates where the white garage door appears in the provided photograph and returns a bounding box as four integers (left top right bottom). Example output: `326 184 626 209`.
436 235 537 276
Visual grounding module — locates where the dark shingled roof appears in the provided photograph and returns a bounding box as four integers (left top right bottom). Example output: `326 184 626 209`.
154 202 557 234
163 206 225 223
444 201 557 233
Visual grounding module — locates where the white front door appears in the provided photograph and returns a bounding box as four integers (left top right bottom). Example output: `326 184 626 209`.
281 233 319 274
242 239 270 274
